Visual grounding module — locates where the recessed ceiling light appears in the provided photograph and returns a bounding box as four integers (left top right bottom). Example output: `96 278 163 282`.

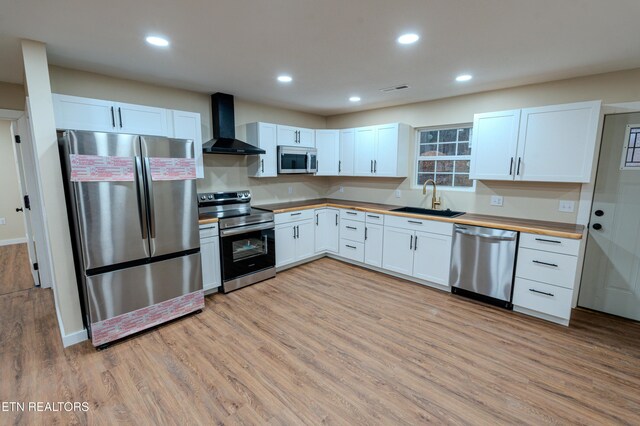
349 96 361 102
456 74 473 82
277 75 293 83
145 36 169 47
397 33 420 45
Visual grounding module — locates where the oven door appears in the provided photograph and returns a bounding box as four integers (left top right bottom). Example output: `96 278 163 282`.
220 222 275 284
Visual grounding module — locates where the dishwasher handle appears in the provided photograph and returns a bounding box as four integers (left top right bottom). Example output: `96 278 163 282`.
455 227 517 241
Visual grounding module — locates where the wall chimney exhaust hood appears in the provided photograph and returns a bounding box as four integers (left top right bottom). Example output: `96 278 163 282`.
202 93 266 155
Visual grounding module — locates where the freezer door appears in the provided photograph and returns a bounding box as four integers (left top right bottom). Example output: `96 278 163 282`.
140 136 199 256
86 252 202 323
64 131 150 269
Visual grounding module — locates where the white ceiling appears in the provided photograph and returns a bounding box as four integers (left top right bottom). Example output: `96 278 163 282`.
1 0 639 115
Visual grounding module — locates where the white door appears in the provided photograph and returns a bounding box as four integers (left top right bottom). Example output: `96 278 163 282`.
116 102 168 136
275 224 296 267
298 128 315 148
295 220 315 261
276 125 298 146
412 231 452 286
517 101 601 183
314 209 327 253
382 227 414 276
354 126 376 175
374 124 399 176
364 223 384 267
469 109 520 180
52 94 116 132
579 112 640 321
315 130 340 175
326 208 340 253
339 129 355 175
171 110 203 178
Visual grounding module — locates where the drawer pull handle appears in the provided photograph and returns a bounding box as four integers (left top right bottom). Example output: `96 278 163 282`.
200 226 215 230
291 212 302 216
533 260 558 268
346 226 357 230
367 214 380 219
346 211 357 215
535 238 561 244
408 220 422 224
529 288 554 297
345 244 357 249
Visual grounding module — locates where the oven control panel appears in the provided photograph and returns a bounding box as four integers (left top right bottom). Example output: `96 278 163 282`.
198 190 251 205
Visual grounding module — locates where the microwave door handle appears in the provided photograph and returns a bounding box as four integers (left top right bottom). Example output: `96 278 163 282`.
306 152 311 173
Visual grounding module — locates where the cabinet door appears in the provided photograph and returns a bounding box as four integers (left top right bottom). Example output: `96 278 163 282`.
247 122 278 177
469 110 520 181
298 128 315 148
314 209 328 253
315 130 340 175
412 231 452 286
339 129 355 175
172 110 203 178
276 125 298 146
326 208 340 253
200 236 221 291
295 220 316 261
52 94 116 132
364 223 384 268
354 126 376 175
116 102 168 136
516 101 601 183
275 224 296 267
382 227 414 276
374 123 399 176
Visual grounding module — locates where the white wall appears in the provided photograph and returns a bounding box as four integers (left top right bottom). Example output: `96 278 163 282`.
0 82 25 110
0 120 26 242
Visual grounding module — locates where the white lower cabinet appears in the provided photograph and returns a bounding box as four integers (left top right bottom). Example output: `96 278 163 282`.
513 278 573 319
199 224 221 293
339 241 365 263
275 211 315 268
315 208 339 254
382 226 414 276
363 223 384 268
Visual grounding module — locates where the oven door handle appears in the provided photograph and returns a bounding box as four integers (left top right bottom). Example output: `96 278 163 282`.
220 222 274 237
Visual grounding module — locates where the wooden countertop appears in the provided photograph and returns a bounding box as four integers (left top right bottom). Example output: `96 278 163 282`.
255 198 585 239
198 216 219 225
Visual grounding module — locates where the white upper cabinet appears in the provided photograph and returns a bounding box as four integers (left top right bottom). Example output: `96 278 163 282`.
339 129 355 175
170 110 203 178
469 110 520 181
276 125 315 147
315 129 340 176
470 101 601 183
516 101 601 183
53 94 118 133
116 101 168 136
354 123 410 177
246 122 278 177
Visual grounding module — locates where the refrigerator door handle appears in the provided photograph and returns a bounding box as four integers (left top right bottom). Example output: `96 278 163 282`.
135 157 148 240
143 157 156 239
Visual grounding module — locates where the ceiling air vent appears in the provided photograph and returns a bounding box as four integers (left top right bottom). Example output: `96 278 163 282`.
379 84 410 93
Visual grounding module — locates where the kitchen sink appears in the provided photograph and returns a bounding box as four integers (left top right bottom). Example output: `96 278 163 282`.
391 206 465 218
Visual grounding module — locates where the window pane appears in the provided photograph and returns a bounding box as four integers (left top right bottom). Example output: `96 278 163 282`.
417 173 434 185
458 128 470 141
457 142 471 155
455 160 470 172
420 143 438 156
629 132 636 148
418 160 435 172
435 174 453 186
440 129 457 142
437 143 456 156
436 160 454 172
420 131 438 144
454 174 473 187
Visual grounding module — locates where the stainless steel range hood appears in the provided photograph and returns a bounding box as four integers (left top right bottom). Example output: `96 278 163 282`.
202 93 266 155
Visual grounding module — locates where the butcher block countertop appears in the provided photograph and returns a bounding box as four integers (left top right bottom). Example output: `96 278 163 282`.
255 198 585 239
198 216 219 225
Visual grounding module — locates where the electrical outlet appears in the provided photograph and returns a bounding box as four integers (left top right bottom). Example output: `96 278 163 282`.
559 200 575 213
339 186 344 193
490 196 504 207
0 217 5 225
395 189 402 198
288 186 293 195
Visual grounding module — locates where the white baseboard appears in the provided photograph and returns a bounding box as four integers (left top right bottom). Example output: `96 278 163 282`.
0 237 28 247
62 328 88 347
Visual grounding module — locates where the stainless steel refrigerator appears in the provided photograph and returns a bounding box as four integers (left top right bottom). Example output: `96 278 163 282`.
59 130 203 348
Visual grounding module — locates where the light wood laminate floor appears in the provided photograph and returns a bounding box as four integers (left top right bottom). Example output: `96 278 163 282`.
1 257 639 425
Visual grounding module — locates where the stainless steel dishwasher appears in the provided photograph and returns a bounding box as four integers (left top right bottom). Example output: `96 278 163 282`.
450 224 518 308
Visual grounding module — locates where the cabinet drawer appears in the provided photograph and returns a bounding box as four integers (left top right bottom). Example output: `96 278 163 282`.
385 215 453 235
339 239 365 263
341 219 365 243
516 248 578 289
340 209 365 222
275 209 314 224
364 212 385 225
513 278 573 320
199 223 219 238
519 233 581 256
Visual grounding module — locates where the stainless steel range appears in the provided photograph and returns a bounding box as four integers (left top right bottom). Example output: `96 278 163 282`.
198 191 275 293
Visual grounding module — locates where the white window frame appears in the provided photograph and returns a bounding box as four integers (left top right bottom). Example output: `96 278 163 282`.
619 124 640 170
413 124 476 192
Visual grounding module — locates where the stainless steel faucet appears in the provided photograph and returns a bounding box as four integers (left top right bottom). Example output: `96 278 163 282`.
422 179 441 210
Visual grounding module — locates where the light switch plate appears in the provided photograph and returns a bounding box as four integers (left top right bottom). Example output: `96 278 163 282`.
559 200 575 213
338 186 344 193
288 186 293 195
490 195 504 207
395 189 401 198
0 217 5 225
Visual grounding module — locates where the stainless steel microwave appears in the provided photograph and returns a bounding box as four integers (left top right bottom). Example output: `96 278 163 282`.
278 146 317 174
